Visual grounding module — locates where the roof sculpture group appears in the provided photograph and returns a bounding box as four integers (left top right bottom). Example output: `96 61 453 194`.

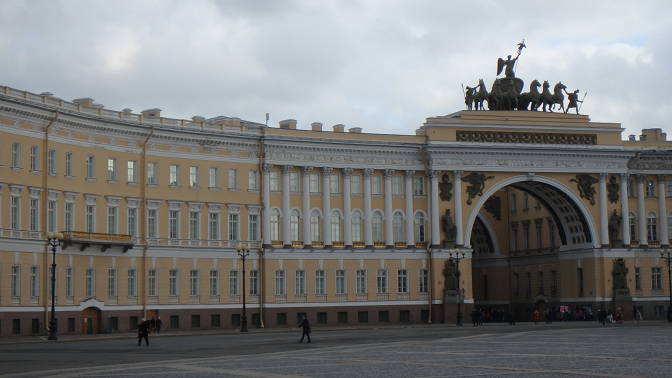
463 40 586 114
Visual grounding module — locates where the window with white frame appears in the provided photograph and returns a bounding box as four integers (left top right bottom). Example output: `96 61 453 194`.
330 173 340 194
147 209 157 238
398 269 408 293
209 270 219 296
511 194 517 211
350 174 361 195
148 269 157 297
12 142 20 167
229 169 238 189
147 162 157 184
10 196 20 230
316 270 326 295
269 171 280 191
351 210 362 242
667 180 672 198
647 211 658 241
47 200 56 232
377 269 388 293
310 210 321 242
107 158 117 181
208 212 220 240
270 209 280 241
414 212 426 243
627 179 635 197
356 270 367 294
646 180 655 197
11 265 20 297
169 164 179 186
108 268 117 297
127 208 137 237
30 145 39 171
48 149 56 174
189 211 200 239
372 211 383 242
393 211 404 243
85 204 95 233
228 213 239 241
107 206 117 234
190 270 199 296
419 269 429 293
296 270 306 295
86 268 95 297
190 166 199 187
290 209 300 241
65 202 74 231
128 269 137 297
66 267 74 297
635 267 642 290
248 214 259 241
169 269 179 296
65 152 73 176
309 173 320 193
336 270 346 294
248 170 258 190
169 210 179 239
331 212 342 242
413 176 425 196
668 212 672 240
392 176 403 195
275 270 286 295
209 167 218 188
29 198 38 231
629 212 637 241
30 266 39 297
290 171 300 192
653 267 663 290
372 175 382 195
127 161 137 182
249 270 259 295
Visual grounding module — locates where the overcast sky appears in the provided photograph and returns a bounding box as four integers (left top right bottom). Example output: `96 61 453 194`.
1 1 670 138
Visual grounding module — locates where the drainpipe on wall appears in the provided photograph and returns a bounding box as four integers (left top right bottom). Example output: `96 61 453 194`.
258 130 266 327
42 110 59 335
140 126 154 318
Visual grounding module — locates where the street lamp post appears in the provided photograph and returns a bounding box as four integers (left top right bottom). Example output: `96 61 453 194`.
660 249 672 322
46 231 64 340
450 250 466 326
236 243 251 332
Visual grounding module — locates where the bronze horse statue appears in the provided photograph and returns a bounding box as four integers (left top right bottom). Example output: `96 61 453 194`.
488 79 504 110
539 81 567 112
472 79 489 110
518 79 541 110
500 79 519 110
549 82 567 113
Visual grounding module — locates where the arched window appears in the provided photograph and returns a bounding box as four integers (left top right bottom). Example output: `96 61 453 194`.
270 209 280 242
629 212 637 241
331 211 342 242
372 211 383 242
351 210 362 242
414 212 426 243
647 211 658 241
290 209 300 241
310 210 321 242
393 211 404 243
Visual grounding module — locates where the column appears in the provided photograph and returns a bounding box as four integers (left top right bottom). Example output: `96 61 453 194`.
637 174 646 245
301 166 313 248
262 164 272 247
599 173 609 247
282 165 293 248
384 169 394 248
322 167 333 248
658 175 669 246
405 170 415 248
453 170 464 247
363 168 373 248
429 170 440 247
620 173 630 246
343 168 353 248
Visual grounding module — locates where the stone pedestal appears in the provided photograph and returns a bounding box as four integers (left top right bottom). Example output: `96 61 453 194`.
443 240 455 249
613 289 633 320
611 239 622 248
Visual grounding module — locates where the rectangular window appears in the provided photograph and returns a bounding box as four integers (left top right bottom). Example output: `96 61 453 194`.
29 198 38 231
10 197 20 230
248 170 258 190
30 145 39 171
107 207 117 234
652 267 663 290
209 270 219 296
309 173 320 193
65 152 73 176
169 210 179 239
108 268 117 297
30 266 39 297
250 270 259 295
189 211 200 239
350 174 361 195
11 265 20 297
377 269 388 293
551 270 557 296
315 270 326 295
356 270 367 294
275 270 286 295
392 176 403 195
86 268 95 297
127 161 137 182
248 214 259 241
295 270 306 295
48 149 56 174
290 172 300 192
148 270 157 297
336 270 346 294
87 156 96 178
413 177 425 196
228 213 239 241
12 142 20 167
65 202 74 231
646 180 655 197
128 269 137 297
190 270 199 296
169 164 179 186
635 267 642 290
127 208 137 237
47 201 56 232
627 179 635 198
189 166 199 187
330 174 340 194
514 273 519 294
538 271 544 294
209 167 218 188
398 269 408 293
523 193 529 210
229 169 238 189
526 272 532 296
208 212 219 240
169 269 179 296
147 162 157 184
269 171 280 191
667 180 672 198
419 269 429 293
107 158 117 181
371 175 382 195
147 209 157 238
66 267 74 297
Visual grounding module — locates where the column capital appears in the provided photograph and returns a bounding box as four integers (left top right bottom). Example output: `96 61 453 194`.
281 165 293 174
428 170 440 179
300 166 313 175
636 173 646 183
362 168 374 177
620 173 629 182
262 163 273 172
599 173 607 182
321 167 333 175
343 168 353 177
404 170 415 178
657 174 667 183
453 170 463 179
383 169 394 178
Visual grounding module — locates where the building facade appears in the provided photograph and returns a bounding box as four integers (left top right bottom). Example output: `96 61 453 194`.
1 85 671 336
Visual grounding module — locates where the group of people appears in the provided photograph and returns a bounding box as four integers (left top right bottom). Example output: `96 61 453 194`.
137 316 163 346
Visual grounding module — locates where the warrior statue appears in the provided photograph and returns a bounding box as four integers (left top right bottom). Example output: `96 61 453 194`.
442 209 456 241
497 39 525 78
608 209 622 241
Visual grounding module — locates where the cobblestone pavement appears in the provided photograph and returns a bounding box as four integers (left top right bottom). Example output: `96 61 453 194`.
2 322 671 377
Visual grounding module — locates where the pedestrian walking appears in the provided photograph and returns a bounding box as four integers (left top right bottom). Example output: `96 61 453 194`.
633 306 642 324
156 317 163 334
598 309 606 326
607 309 614 323
295 315 311 343
534 310 539 325
149 317 156 333
616 309 623 324
137 318 150 346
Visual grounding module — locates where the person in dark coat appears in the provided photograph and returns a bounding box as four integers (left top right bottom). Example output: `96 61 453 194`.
156 317 163 334
137 318 150 346
149 317 156 333
296 315 311 343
